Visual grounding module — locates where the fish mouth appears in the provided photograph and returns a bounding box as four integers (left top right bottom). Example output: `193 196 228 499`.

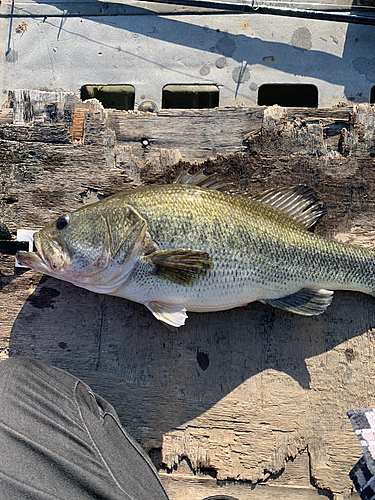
16 248 47 271
16 232 65 274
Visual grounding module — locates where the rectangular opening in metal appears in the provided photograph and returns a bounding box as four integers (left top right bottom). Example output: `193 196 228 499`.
371 86 375 104
258 84 318 107
162 84 219 109
81 85 135 110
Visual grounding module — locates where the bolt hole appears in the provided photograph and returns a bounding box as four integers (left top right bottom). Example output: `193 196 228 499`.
197 350 210 371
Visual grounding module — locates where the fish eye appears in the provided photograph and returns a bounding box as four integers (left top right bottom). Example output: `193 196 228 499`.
56 216 69 230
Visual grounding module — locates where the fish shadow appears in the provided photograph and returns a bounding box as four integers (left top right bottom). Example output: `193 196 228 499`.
8 275 375 445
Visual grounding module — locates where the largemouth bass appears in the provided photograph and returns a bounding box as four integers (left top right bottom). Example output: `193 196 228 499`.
17 170 375 327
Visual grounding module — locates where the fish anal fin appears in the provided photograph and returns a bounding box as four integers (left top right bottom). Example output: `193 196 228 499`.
146 301 187 327
260 288 334 316
147 249 212 286
250 186 326 231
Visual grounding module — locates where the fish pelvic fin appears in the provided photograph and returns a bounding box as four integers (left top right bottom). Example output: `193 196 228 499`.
146 301 187 327
250 186 326 231
260 288 334 316
146 249 212 286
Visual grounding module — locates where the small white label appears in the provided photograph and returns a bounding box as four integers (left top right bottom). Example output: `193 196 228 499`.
15 229 37 268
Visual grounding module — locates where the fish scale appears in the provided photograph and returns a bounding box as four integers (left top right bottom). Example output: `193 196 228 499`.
115 184 375 310
16 171 375 327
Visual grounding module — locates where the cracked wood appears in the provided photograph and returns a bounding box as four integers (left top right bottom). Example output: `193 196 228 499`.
1 90 374 500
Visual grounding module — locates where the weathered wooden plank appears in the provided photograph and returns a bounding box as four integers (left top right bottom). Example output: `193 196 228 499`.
159 450 345 499
0 123 71 143
12 89 76 125
1 95 375 499
0 109 13 124
107 107 265 162
286 106 352 121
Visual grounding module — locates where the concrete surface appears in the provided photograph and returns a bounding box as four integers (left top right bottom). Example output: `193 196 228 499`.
0 0 374 108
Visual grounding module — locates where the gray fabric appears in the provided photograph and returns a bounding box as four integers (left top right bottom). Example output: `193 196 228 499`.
0 357 169 500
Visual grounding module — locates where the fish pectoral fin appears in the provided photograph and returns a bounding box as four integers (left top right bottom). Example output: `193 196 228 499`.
146 249 212 286
250 186 326 231
146 301 187 327
260 288 334 316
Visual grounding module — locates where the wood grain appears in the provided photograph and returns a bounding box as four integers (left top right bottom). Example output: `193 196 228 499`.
1 91 374 499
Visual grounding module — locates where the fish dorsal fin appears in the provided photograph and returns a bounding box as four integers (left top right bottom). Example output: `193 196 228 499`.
260 289 334 316
174 169 232 192
250 186 326 231
146 301 188 327
174 171 325 230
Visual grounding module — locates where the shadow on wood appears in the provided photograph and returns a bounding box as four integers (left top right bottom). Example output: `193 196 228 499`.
8 281 375 432
2 94 375 497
